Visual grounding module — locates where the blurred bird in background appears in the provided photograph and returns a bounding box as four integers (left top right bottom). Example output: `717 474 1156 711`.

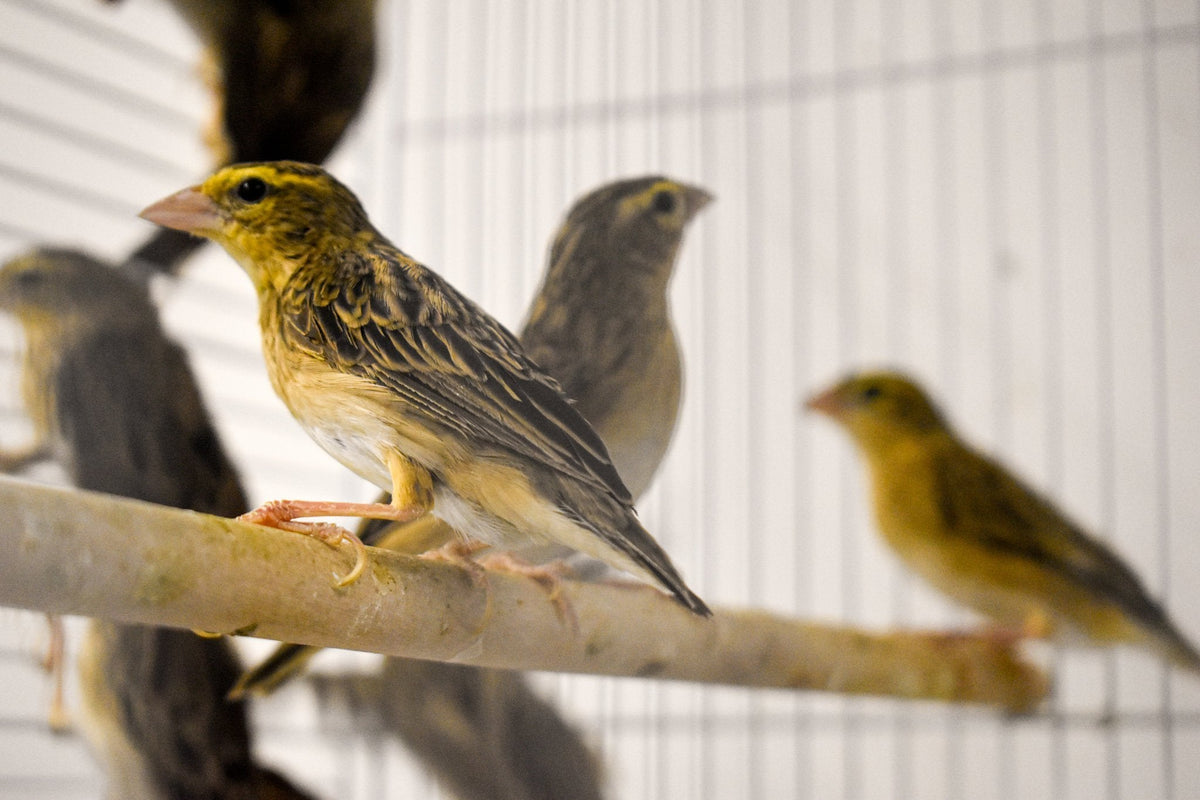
141 161 710 615
521 176 712 498
807 370 1200 674
231 175 710 800
311 658 607 800
0 248 317 800
112 0 377 278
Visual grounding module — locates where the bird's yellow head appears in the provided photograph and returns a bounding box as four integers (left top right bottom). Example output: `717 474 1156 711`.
552 176 713 270
139 161 373 294
806 371 949 451
0 248 150 331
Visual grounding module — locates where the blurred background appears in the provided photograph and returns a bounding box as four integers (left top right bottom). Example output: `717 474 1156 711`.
0 0 1198 797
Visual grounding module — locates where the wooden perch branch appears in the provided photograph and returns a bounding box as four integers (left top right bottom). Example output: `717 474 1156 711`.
0 476 1047 712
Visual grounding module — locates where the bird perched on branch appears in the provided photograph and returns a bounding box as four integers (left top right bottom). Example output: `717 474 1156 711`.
116 0 377 278
231 175 710 701
806 370 1200 673
141 161 710 615
0 248 317 800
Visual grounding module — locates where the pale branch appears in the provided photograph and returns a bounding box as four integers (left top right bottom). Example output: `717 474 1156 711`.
0 476 1047 711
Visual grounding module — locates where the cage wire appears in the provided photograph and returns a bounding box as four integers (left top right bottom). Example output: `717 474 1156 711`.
0 0 1199 798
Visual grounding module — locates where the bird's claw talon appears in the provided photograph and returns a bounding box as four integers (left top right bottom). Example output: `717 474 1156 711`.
237 503 369 587
333 531 369 587
479 553 578 631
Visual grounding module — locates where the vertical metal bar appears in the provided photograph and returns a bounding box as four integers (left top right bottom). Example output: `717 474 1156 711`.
830 1 861 794
788 3 815 793
696 3 716 796
880 1 912 798
743 3 765 798
1034 5 1061 800
1138 4 1175 798
1087 5 1119 799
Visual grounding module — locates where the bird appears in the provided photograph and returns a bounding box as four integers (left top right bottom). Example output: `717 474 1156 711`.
0 248 317 800
806 370 1200 673
139 160 710 616
230 175 712 699
521 176 711 498
113 0 377 279
310 658 607 800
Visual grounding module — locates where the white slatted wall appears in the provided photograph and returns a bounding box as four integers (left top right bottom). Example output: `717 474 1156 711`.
0 1 1198 798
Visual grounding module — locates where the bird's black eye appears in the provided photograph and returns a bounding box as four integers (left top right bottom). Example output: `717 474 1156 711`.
862 384 883 401
651 189 677 215
235 177 268 203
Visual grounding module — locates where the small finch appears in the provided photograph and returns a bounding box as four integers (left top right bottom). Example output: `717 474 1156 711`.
807 370 1200 672
140 161 710 615
521 176 711 498
0 248 316 799
231 175 711 702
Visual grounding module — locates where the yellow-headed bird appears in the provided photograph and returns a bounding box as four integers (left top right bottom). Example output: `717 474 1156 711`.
806 370 1200 672
233 174 711 698
140 161 709 615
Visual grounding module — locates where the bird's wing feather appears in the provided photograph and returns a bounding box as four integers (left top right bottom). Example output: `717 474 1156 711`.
281 247 634 506
932 443 1168 626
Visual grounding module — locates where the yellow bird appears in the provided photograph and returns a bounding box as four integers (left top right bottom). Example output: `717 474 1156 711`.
232 174 711 698
140 161 710 616
806 370 1200 672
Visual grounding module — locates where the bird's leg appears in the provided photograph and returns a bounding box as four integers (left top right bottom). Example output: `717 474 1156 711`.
237 452 434 587
478 552 579 632
420 539 492 586
388 450 434 512
42 614 69 732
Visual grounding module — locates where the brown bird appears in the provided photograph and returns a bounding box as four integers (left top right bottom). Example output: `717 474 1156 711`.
0 248 317 800
807 370 1200 673
231 175 710 706
140 161 710 615
521 176 711 497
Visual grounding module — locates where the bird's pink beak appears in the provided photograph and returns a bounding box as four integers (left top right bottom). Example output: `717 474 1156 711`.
804 387 843 417
139 187 223 235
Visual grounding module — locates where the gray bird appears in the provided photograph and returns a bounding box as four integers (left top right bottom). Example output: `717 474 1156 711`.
0 248 316 800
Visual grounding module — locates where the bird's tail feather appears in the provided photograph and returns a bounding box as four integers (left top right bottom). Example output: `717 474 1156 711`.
1150 625 1200 675
620 517 711 617
229 643 319 699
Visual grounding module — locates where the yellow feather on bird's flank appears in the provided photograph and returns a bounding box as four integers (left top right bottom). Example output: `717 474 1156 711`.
140 160 709 616
806 370 1200 674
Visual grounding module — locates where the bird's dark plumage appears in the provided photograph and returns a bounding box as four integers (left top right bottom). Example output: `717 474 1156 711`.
0 248 316 800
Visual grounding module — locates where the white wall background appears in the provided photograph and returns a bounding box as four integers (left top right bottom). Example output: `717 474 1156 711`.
0 0 1198 798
